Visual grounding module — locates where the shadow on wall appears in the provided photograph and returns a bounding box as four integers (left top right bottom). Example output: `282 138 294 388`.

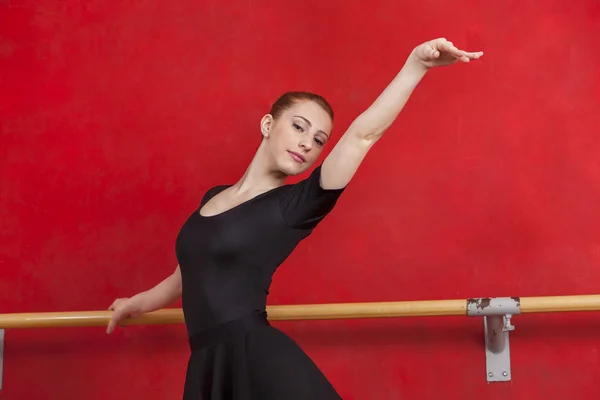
273 312 600 349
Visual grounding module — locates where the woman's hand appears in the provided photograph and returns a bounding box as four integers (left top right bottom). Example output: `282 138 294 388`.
409 38 483 70
106 296 143 334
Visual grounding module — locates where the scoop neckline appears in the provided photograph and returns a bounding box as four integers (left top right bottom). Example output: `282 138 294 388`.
197 184 287 219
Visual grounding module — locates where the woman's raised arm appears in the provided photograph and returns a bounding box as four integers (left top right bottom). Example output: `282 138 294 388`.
320 38 483 189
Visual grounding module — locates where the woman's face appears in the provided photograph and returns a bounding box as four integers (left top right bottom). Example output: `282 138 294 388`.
261 100 332 176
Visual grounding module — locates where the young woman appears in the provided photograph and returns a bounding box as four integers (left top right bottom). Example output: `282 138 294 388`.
107 38 483 399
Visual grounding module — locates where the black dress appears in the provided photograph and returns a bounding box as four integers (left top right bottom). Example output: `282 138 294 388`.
175 165 345 399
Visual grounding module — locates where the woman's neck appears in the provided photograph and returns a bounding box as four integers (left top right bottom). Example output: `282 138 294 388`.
233 139 287 194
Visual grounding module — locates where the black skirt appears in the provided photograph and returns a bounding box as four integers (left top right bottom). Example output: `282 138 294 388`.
182 312 342 399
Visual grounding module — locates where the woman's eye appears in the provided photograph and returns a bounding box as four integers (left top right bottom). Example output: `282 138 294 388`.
293 123 304 132
314 138 324 146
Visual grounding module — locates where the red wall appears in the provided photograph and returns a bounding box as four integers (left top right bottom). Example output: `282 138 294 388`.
2 1 600 399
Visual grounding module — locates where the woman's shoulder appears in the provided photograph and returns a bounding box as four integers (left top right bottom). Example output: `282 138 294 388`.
200 184 231 207
277 165 346 230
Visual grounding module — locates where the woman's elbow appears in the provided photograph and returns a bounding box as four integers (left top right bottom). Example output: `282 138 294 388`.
348 115 387 142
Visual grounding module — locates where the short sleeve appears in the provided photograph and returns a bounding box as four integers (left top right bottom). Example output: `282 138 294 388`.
279 165 346 230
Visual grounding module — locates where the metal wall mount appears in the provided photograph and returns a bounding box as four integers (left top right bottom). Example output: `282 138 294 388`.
467 297 521 383
1 329 4 390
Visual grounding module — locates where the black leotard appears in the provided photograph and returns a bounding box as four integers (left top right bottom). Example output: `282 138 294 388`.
175 165 345 399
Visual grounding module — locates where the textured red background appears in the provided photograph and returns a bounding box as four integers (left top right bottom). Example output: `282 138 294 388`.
1 1 600 398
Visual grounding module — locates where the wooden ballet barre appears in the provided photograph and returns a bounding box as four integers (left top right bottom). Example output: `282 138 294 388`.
2 294 600 384
1 294 600 330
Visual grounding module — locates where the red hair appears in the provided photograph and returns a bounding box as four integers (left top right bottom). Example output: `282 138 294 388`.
269 91 334 122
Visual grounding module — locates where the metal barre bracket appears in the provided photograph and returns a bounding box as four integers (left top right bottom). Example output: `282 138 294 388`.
1 329 4 390
467 297 521 383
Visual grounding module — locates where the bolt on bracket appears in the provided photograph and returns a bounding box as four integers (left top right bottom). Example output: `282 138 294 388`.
467 297 521 383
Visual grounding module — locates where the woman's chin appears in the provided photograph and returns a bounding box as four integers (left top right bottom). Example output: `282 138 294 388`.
278 159 311 176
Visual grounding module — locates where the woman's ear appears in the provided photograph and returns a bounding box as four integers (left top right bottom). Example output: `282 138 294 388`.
260 114 273 138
